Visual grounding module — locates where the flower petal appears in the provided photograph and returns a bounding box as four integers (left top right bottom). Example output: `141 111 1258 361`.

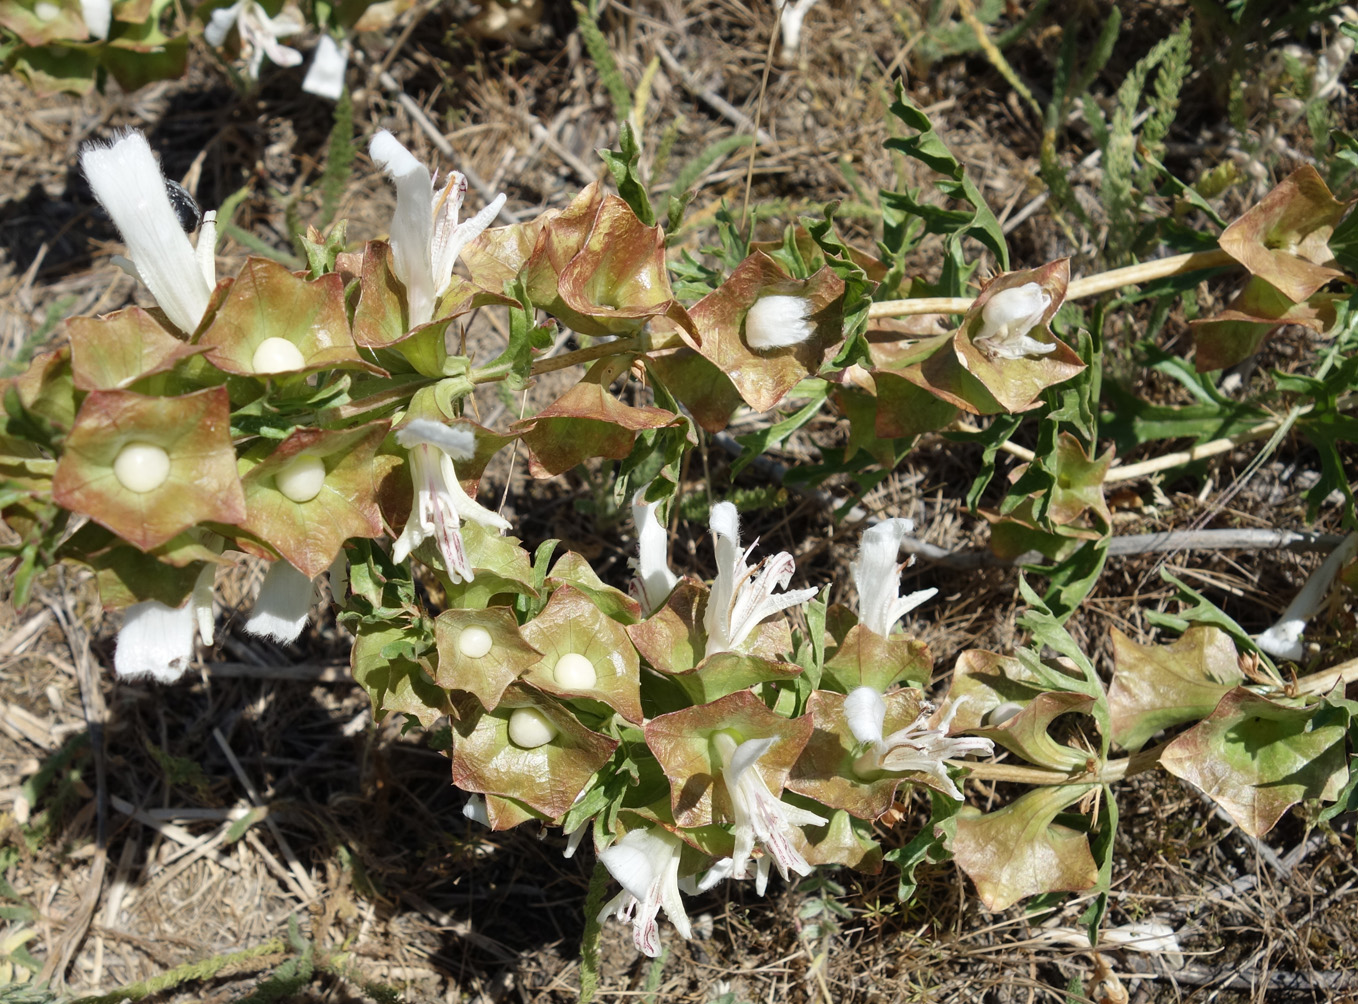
81 131 213 335
115 600 196 682
243 561 314 644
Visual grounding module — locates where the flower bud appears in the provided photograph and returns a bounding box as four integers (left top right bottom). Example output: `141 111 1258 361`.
553 652 597 689
458 626 494 658
974 282 1055 360
508 707 558 748
113 442 171 493
252 337 306 373
744 294 814 351
275 454 326 503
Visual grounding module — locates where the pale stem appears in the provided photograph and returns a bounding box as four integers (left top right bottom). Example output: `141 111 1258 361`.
867 249 1238 319
958 742 1166 786
1293 656 1358 697
482 250 1239 381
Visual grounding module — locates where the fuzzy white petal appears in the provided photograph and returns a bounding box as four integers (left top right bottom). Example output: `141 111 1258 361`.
80 0 110 38
204 2 242 46
974 282 1054 360
717 734 826 886
632 488 678 615
243 561 314 644
462 795 491 828
302 34 349 100
744 294 815 351
703 501 816 656
1256 531 1358 660
370 130 437 325
396 418 477 460
81 131 213 334
850 518 936 637
598 828 692 957
115 600 197 682
844 686 886 746
192 563 217 646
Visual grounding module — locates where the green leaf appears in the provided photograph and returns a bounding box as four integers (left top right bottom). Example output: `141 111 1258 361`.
1160 689 1349 837
599 121 654 226
1108 626 1244 751
951 784 1100 911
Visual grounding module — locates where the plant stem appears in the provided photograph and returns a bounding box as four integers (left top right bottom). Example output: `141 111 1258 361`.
529 335 644 376
1294 656 1358 697
956 742 1165 787
868 248 1237 319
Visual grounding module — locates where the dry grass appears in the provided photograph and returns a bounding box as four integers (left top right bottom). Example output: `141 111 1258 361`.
2 1 1357 1001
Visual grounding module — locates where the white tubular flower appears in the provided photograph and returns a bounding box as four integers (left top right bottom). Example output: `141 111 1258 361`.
844 685 994 800
703 502 817 657
744 294 815 351
462 795 491 829
973 282 1055 360
392 419 510 583
80 0 110 38
115 598 197 682
1257 531 1358 660
775 0 821 60
243 560 315 644
850 518 937 637
631 488 678 615
80 131 216 335
302 34 349 100
206 1 304 80
598 827 693 957
369 130 507 328
713 733 826 894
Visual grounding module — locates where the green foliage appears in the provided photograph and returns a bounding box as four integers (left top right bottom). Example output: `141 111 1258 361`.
573 1 631 123
1095 19 1193 262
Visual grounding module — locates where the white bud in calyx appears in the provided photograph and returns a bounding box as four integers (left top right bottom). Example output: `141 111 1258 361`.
744 294 815 351
973 282 1055 360
553 652 597 689
508 707 558 748
275 454 326 503
113 442 171 493
458 626 493 658
252 337 306 373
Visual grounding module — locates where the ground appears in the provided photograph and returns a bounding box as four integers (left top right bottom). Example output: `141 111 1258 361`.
1 0 1357 1002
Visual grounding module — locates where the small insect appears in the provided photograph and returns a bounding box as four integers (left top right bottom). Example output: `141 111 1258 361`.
163 178 203 233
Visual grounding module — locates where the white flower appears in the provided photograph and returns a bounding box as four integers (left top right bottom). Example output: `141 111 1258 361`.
703 501 817 657
369 131 507 328
973 282 1055 360
843 686 994 800
80 131 217 335
462 795 491 828
598 827 693 957
114 565 216 682
744 294 815 351
631 488 678 615
1257 531 1358 660
81 0 110 38
775 0 821 60
392 419 510 583
302 34 349 100
243 560 315 644
712 733 826 894
850 518 937 637
205 1 304 81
